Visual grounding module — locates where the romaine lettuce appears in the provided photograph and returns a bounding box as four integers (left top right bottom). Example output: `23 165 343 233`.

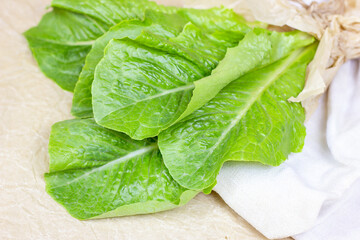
24 0 319 220
158 43 317 190
46 118 197 219
24 0 169 91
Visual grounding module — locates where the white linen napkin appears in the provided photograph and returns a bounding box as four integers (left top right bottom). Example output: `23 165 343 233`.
214 60 360 239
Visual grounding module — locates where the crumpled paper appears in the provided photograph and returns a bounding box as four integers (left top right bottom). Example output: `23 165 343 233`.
185 0 360 118
0 0 289 239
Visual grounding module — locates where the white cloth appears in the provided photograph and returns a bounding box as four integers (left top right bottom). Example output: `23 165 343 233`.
295 179 360 240
214 60 360 239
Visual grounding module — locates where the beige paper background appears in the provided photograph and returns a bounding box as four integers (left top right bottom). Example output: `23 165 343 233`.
0 0 292 239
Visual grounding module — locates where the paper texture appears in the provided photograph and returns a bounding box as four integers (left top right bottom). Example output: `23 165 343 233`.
0 0 289 239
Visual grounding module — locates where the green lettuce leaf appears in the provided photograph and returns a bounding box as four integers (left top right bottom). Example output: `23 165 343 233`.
24 0 167 91
71 7 251 118
51 0 173 25
26 0 320 220
92 28 314 140
176 29 315 119
46 118 197 220
71 11 190 118
158 43 317 190
23 8 109 91
91 28 246 139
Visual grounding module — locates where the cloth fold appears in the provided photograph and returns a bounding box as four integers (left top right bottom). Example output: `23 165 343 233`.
214 60 360 239
295 178 360 240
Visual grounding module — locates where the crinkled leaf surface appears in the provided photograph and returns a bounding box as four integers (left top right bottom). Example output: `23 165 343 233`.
23 8 109 91
92 37 204 139
177 29 315 119
24 0 166 91
158 43 317 190
71 11 190 118
92 28 314 140
51 0 172 25
45 118 197 220
71 7 251 118
91 28 260 140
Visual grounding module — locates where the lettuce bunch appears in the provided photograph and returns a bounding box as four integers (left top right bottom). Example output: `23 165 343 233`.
25 0 317 219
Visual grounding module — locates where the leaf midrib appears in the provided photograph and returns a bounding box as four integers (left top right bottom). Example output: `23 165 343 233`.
49 143 158 189
200 47 305 169
98 84 195 122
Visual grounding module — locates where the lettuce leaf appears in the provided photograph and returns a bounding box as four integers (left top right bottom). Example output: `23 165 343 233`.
23 8 108 91
46 118 197 220
24 0 168 91
25 0 319 219
158 43 317 190
51 0 173 24
91 27 249 139
71 11 189 118
92 28 314 140
71 7 251 118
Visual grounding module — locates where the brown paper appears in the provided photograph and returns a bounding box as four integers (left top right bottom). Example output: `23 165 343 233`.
0 0 291 239
185 0 360 117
